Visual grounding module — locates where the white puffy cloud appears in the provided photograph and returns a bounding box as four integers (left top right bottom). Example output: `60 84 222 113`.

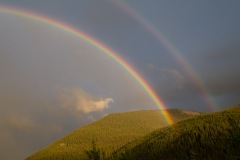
60 88 113 114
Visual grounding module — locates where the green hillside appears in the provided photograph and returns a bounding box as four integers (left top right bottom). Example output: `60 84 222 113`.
110 105 240 160
26 109 199 160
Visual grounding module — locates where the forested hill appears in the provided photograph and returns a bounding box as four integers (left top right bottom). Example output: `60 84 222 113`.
110 105 240 160
26 109 199 160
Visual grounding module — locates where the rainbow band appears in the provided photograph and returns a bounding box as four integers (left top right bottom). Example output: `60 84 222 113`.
0 5 174 124
112 0 216 111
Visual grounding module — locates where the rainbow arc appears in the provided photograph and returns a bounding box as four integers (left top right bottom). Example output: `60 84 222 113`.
112 0 216 111
0 5 174 124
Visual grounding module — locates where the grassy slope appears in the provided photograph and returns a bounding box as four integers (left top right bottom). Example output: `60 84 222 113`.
27 109 199 160
111 105 240 160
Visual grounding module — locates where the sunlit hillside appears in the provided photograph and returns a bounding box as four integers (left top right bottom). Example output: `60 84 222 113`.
26 109 199 160
110 105 240 160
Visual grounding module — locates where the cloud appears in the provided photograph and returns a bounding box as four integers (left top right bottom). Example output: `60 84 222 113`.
0 114 61 134
147 63 156 70
159 68 185 90
148 64 185 91
60 88 113 114
82 1 133 28
147 64 185 88
6 115 40 132
0 114 62 160
199 43 240 62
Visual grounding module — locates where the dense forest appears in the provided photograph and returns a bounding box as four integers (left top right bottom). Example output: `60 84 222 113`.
27 105 240 160
110 105 240 160
27 109 198 160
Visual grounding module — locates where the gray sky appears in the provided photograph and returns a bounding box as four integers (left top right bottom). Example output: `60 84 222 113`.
0 0 240 159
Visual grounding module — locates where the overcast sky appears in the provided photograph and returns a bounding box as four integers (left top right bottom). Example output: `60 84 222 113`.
0 0 240 159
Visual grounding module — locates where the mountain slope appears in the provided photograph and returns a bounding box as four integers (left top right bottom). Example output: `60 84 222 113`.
110 105 240 160
27 109 199 160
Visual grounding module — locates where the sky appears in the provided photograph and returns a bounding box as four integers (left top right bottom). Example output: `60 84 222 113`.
0 0 240 159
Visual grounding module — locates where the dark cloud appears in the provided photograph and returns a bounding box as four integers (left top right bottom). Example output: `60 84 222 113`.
145 65 207 111
154 43 240 111
156 70 240 112
202 44 240 61
193 43 240 106
205 73 240 96
194 43 240 70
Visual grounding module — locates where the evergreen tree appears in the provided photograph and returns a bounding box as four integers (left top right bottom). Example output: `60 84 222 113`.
85 140 101 160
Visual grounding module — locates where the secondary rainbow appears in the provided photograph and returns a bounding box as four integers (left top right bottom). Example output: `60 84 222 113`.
112 0 216 111
0 5 174 124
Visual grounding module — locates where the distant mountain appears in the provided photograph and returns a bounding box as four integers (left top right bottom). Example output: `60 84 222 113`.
26 109 199 160
110 105 240 160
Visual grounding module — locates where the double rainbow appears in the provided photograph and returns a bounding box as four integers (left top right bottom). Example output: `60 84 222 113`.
0 5 174 124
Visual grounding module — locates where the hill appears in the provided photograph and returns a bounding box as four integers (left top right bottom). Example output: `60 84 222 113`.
26 109 199 160
110 105 240 160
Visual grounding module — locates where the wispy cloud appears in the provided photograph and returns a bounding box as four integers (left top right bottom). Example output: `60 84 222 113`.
0 114 62 134
160 68 185 90
147 64 185 91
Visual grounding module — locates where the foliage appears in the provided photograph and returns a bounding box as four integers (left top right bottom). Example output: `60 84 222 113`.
26 109 198 160
109 105 240 160
85 140 101 160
